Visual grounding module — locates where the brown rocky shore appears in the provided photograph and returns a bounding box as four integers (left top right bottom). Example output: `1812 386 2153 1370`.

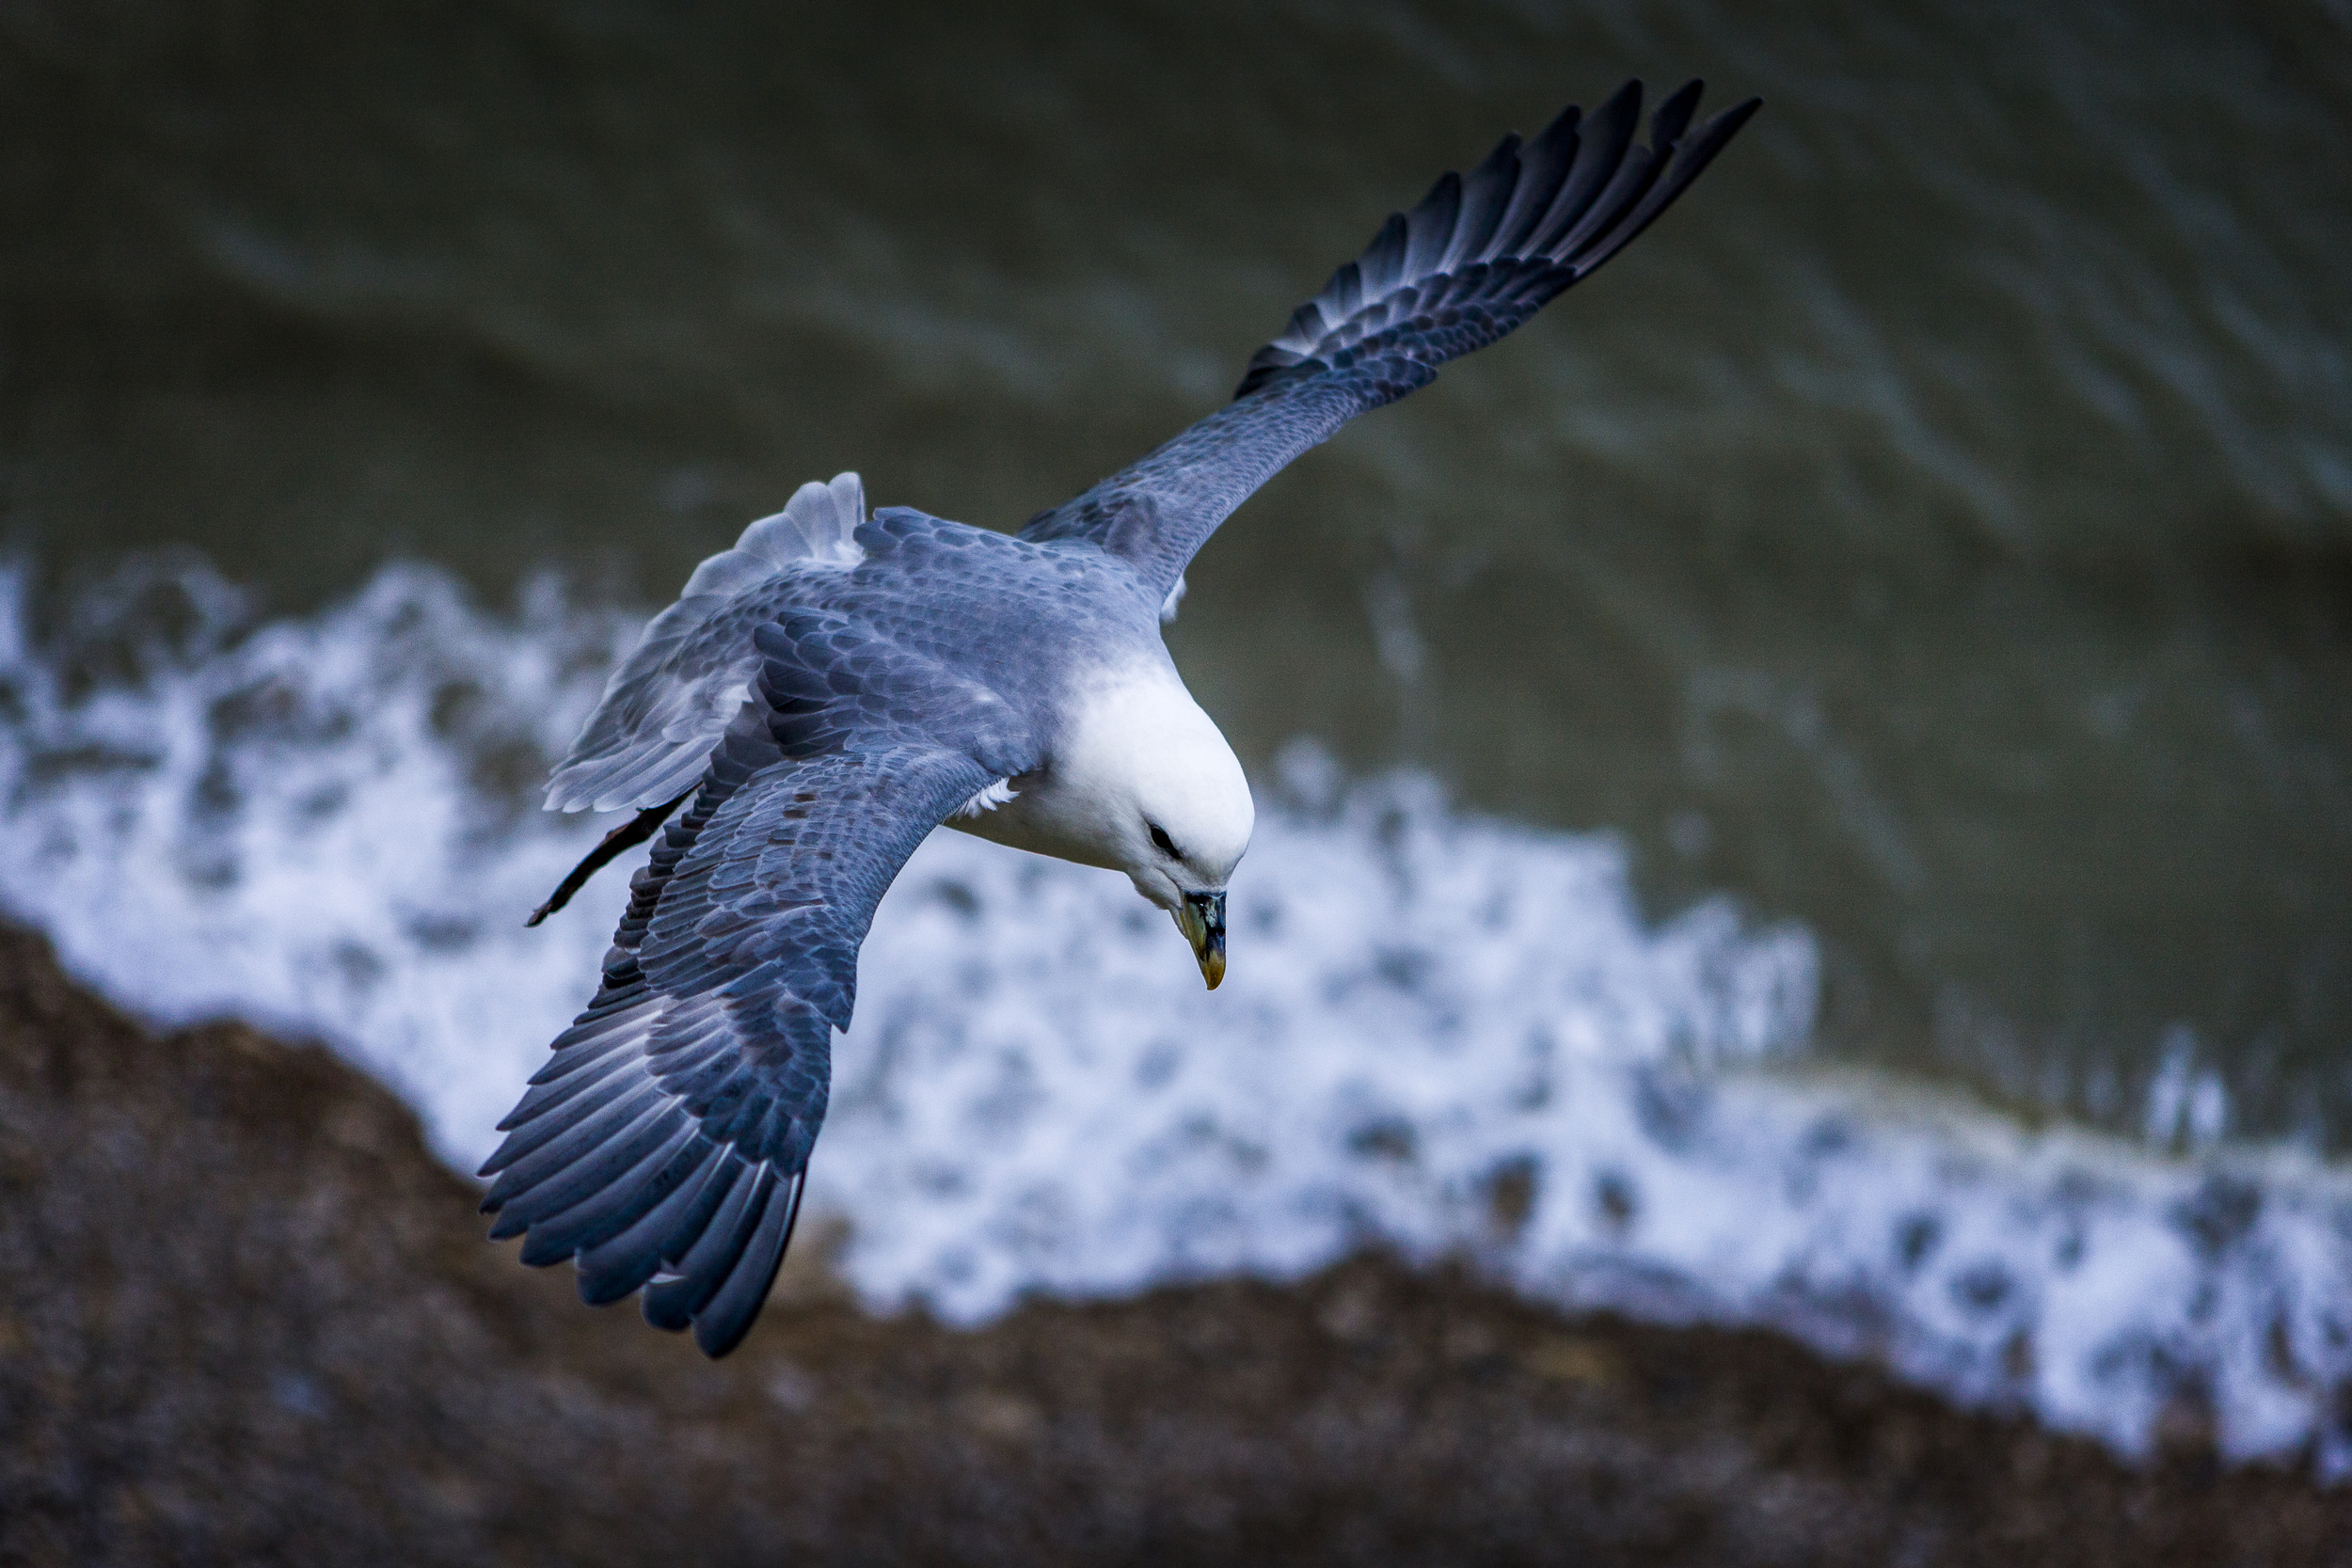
0 921 2344 1567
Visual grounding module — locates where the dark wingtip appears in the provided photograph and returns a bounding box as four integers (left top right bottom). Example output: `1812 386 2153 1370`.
690 1178 803 1358
1652 79 1705 145
1472 129 1522 180
1549 81 1762 279
1701 92 1763 140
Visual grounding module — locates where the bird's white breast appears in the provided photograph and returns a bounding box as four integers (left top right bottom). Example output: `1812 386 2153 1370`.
945 657 1250 878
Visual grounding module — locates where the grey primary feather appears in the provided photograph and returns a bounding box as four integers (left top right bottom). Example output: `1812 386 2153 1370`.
496 79 1756 1356
1019 79 1759 599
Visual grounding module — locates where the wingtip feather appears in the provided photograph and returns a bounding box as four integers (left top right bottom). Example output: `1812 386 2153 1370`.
691 1173 804 1357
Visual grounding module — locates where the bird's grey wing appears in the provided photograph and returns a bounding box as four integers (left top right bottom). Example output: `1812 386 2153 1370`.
1019 80 1758 599
545 472 867 814
485 607 1034 1357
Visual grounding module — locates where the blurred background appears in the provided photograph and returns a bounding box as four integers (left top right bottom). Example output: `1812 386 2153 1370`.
3 0 2349 1484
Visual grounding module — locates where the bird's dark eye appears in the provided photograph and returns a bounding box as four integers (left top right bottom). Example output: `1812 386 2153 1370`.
1148 823 1178 857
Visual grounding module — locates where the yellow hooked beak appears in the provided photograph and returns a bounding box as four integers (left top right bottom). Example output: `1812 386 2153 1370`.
1173 890 1227 990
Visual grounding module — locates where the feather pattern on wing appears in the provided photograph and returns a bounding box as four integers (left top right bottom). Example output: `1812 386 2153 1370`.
1018 80 1759 599
487 604 1036 1355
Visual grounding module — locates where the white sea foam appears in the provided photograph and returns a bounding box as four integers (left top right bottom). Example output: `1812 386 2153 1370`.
1 559 2346 1474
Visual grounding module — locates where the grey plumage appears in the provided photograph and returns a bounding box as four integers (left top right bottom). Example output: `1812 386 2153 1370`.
485 79 1757 1356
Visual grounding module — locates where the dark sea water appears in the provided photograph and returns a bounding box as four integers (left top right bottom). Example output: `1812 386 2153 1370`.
4 0 2351 1461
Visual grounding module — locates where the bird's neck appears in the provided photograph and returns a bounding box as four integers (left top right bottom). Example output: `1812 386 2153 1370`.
946 659 1237 873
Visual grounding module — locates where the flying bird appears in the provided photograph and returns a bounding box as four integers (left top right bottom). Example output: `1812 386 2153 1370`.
484 80 1760 1356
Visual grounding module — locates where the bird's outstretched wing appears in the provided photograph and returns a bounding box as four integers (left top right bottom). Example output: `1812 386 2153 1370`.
486 608 1035 1356
1019 80 1759 599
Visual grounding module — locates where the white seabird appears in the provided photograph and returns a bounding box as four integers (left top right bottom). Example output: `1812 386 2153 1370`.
484 80 1760 1356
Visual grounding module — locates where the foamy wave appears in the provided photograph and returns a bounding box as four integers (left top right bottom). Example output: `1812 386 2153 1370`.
0 559 633 1141
1 560 2345 1473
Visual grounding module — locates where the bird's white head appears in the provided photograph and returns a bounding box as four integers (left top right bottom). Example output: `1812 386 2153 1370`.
1057 661 1254 987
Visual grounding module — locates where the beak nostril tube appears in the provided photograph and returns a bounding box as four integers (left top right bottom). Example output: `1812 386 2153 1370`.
1175 890 1228 990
